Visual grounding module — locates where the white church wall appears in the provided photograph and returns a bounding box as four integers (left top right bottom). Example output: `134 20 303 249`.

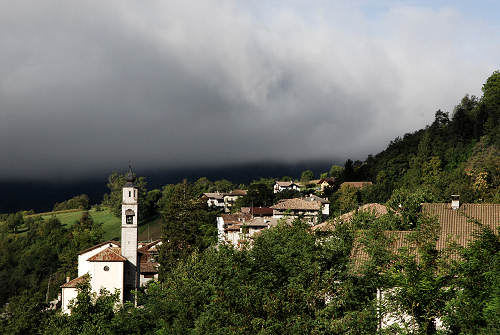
216 217 225 244
90 261 124 303
377 288 446 331
78 242 120 277
140 273 158 286
61 287 78 314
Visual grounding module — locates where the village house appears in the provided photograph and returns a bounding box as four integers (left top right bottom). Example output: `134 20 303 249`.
202 189 247 212
223 189 247 212
271 194 330 224
316 178 336 192
273 181 303 193
202 192 225 210
349 197 500 331
60 166 160 313
217 211 283 247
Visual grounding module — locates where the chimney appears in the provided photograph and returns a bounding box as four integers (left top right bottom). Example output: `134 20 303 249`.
66 276 70 283
451 195 460 210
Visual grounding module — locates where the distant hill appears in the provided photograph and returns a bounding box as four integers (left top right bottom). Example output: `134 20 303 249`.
0 160 335 213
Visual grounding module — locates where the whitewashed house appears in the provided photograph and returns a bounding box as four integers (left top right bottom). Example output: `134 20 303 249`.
271 195 329 224
350 199 500 331
273 181 303 193
202 192 225 210
223 189 247 213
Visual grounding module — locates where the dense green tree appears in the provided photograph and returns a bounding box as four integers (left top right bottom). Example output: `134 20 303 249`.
384 215 452 334
335 184 360 214
342 159 355 182
102 171 147 218
240 182 274 207
158 180 217 278
386 188 435 229
6 212 23 233
300 169 314 182
41 281 120 335
444 224 500 334
53 194 90 211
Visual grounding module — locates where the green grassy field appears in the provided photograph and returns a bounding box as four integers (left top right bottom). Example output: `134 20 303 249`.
138 215 164 241
28 208 163 241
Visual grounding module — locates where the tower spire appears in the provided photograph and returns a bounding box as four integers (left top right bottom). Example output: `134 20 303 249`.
125 161 136 184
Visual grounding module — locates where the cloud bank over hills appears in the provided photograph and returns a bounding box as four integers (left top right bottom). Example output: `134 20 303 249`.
1 1 499 178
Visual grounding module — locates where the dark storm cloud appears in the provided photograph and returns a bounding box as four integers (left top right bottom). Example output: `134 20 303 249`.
1 1 499 178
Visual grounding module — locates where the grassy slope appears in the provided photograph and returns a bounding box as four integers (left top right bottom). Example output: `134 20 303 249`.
30 208 163 241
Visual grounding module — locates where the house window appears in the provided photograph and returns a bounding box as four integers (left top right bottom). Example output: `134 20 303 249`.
129 191 131 197
103 266 109 271
134 190 136 197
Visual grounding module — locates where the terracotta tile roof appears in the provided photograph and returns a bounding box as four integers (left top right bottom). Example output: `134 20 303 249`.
140 253 159 273
203 192 224 200
77 240 120 255
220 213 252 224
422 203 500 251
271 197 322 211
318 177 335 184
351 231 413 266
351 203 500 267
275 181 303 187
87 247 127 262
140 261 159 273
138 240 162 253
240 207 274 216
244 217 281 227
60 274 90 288
340 181 373 189
226 224 242 231
305 194 330 204
225 189 247 196
312 203 388 231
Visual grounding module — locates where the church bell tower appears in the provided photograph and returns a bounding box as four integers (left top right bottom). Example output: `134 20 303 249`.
121 164 139 297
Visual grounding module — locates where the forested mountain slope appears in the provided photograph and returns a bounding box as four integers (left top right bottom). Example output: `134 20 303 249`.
352 71 500 204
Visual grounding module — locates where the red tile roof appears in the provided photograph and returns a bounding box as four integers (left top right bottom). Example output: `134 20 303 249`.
318 178 335 185
87 247 127 262
271 198 322 211
275 181 303 187
312 203 388 231
60 274 89 288
351 203 500 267
422 203 500 251
240 207 274 216
220 213 252 224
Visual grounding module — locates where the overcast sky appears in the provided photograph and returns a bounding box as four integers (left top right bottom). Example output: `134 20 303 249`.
1 0 499 179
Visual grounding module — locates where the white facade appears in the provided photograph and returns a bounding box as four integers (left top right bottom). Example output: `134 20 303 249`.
89 260 124 302
273 181 301 193
61 287 78 313
322 203 330 216
77 241 120 277
121 186 138 267
217 216 225 244
377 288 446 331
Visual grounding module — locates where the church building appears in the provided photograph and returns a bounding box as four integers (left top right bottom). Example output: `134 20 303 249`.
61 166 160 313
